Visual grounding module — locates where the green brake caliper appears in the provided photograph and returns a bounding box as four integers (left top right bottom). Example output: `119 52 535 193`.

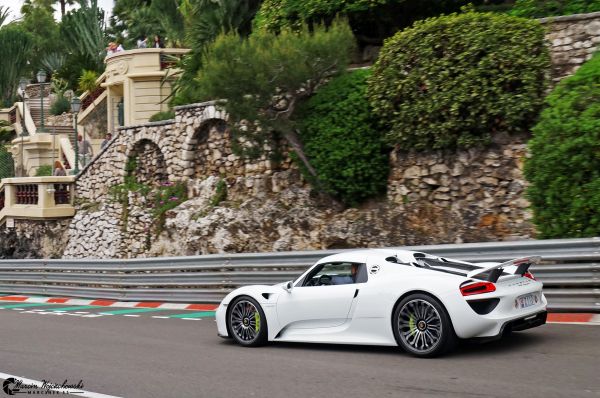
254 311 260 333
409 315 416 336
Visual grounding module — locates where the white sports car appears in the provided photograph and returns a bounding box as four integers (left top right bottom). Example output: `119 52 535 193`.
215 249 547 357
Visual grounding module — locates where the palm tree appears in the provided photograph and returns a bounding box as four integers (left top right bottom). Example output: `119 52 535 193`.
0 6 10 27
56 0 76 18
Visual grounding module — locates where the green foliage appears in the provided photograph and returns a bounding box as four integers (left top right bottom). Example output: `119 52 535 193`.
367 10 549 150
110 0 185 47
110 156 187 235
524 54 600 238
60 0 107 73
253 0 475 44
0 6 11 27
172 0 261 105
510 0 600 18
210 178 228 206
78 70 99 93
20 0 61 73
35 165 53 176
298 69 388 206
0 24 34 105
0 146 14 179
50 95 71 115
191 20 355 162
149 110 175 122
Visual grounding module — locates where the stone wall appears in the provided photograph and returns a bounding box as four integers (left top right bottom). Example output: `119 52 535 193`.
0 219 70 259
63 102 293 258
540 11 600 81
61 100 535 258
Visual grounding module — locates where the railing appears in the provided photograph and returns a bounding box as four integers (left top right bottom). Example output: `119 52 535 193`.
81 86 106 113
8 107 16 124
0 238 597 312
0 176 76 225
15 184 38 205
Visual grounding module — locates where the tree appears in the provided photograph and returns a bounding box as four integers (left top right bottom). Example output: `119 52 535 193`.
60 0 107 73
192 20 356 179
173 0 262 105
367 9 549 150
0 24 34 106
0 6 10 27
524 54 600 238
56 0 76 18
298 69 389 205
20 0 61 73
253 0 478 45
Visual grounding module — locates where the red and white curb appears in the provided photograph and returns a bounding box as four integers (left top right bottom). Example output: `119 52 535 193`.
0 295 217 311
546 313 600 325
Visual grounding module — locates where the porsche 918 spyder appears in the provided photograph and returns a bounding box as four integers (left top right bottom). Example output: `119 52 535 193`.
215 249 547 357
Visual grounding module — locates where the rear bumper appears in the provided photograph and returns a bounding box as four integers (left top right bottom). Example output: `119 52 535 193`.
470 310 547 342
502 310 547 333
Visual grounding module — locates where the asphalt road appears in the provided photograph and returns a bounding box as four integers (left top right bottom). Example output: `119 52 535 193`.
0 305 598 398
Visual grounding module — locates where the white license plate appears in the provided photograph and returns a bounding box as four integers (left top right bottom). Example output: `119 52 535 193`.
515 293 539 309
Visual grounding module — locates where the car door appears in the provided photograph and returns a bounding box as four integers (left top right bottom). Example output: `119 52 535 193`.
276 262 364 330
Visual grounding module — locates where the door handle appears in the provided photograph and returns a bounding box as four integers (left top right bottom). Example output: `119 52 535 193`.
354 289 359 298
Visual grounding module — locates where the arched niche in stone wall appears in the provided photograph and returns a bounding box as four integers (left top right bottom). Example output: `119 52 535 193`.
190 118 228 178
126 138 168 185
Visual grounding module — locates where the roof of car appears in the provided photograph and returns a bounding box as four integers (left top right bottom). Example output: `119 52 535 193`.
317 249 418 264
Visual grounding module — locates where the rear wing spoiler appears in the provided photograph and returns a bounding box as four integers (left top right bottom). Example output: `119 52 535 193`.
466 256 541 283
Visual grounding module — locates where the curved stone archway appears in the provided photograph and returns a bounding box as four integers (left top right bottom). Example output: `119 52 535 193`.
188 118 228 178
126 138 168 185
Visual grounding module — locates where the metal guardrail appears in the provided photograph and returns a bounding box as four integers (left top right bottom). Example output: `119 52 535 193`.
0 238 598 312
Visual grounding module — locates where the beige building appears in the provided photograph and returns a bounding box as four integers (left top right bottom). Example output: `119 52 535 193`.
1 48 188 178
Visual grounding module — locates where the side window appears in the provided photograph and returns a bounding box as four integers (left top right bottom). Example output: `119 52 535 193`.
302 262 367 286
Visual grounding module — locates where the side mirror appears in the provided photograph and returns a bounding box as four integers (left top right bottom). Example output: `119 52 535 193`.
282 280 294 293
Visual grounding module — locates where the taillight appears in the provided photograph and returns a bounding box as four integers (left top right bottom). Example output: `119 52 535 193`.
523 271 536 280
460 281 496 296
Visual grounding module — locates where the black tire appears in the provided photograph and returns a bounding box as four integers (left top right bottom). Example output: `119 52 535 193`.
227 296 268 347
392 293 457 358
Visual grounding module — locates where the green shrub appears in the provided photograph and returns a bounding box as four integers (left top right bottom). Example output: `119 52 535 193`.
0 146 14 179
524 54 600 238
253 0 472 44
35 165 52 176
298 69 388 206
50 95 70 115
510 0 600 18
367 10 550 150
149 110 175 122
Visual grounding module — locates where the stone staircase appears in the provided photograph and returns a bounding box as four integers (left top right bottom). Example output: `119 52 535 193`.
26 96 51 131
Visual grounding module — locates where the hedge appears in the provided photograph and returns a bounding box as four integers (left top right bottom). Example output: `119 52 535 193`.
510 0 600 18
298 69 388 206
524 54 600 238
367 10 550 150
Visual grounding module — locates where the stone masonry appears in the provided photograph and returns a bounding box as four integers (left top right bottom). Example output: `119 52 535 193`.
62 100 534 258
540 11 600 81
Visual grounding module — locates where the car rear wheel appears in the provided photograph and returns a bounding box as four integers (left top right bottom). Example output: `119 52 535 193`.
227 296 268 347
393 293 456 358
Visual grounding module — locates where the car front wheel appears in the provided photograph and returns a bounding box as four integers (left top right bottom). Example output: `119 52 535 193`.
227 296 268 347
393 293 456 357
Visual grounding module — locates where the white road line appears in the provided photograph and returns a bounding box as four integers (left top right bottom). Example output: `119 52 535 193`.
152 316 170 319
156 303 189 310
82 314 104 318
0 371 123 398
123 315 140 317
98 313 114 316
74 312 90 314
10 308 24 311
180 318 202 321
